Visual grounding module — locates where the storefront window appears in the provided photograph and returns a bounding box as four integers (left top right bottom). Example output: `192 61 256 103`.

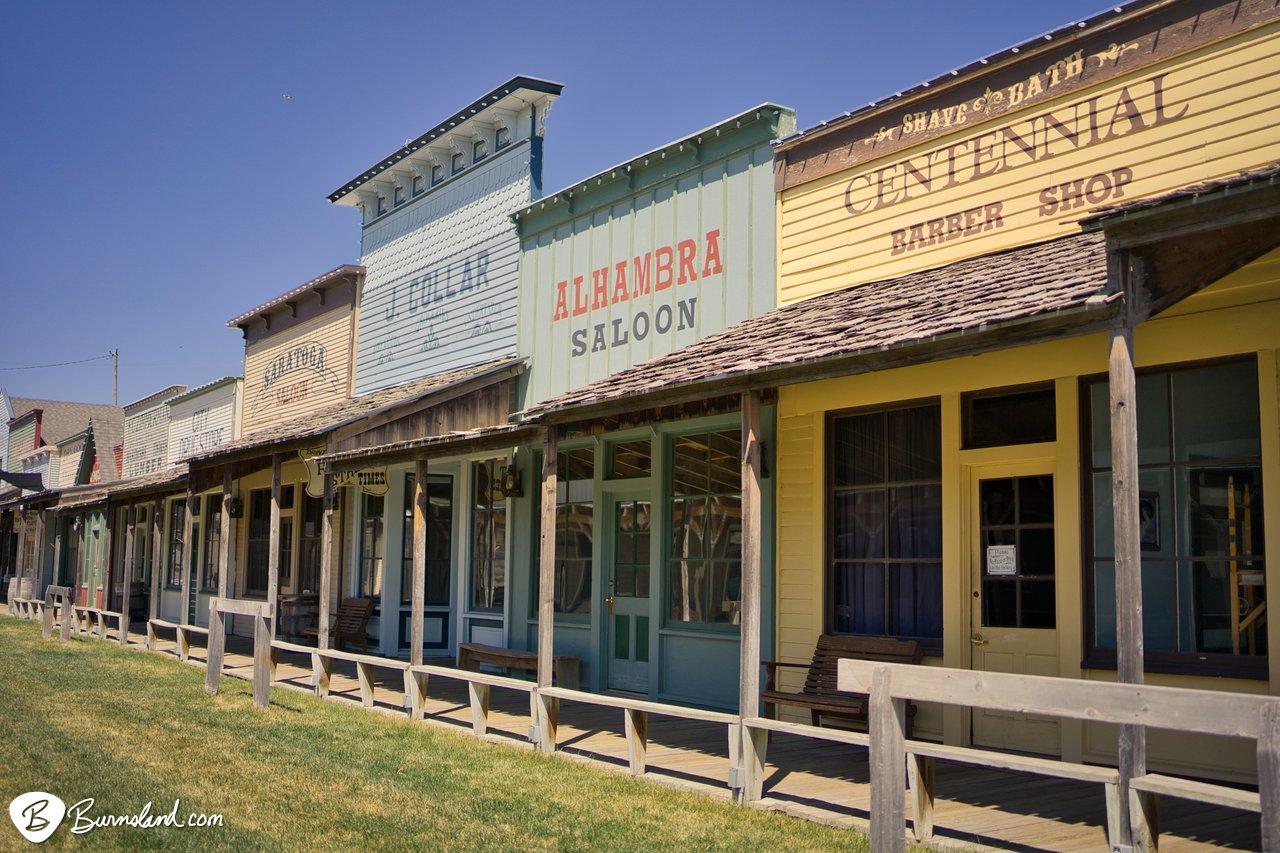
669 430 741 625
1086 359 1265 670
828 404 943 643
556 448 594 615
246 490 271 595
470 460 506 612
400 473 453 606
298 492 322 593
166 499 186 584
201 497 222 592
360 493 385 600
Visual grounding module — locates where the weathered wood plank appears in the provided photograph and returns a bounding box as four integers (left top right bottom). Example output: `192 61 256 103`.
219 467 233 603
837 659 1272 738
741 721 768 802
411 663 535 692
355 661 374 708
149 497 163 627
1130 773 1260 813
539 686 738 724
469 682 491 736
120 503 135 646
318 474 334 649
205 607 225 695
1261 702 1280 852
535 428 558 749
869 667 906 853
908 753 935 842
312 652 332 697
180 489 195 627
742 715 871 747
405 669 428 720
211 598 272 618
267 454 281 639
253 613 271 710
411 457 428 667
625 708 649 776
905 740 1119 784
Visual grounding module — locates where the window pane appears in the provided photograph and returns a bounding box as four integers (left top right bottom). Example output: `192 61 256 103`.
1090 374 1171 468
1173 361 1260 461
964 386 1056 448
609 440 651 479
1179 467 1263 557
1094 561 1116 649
708 431 741 494
1019 475 1053 524
833 412 884 486
1021 580 1055 628
833 562 886 635
833 489 884 560
980 478 1015 526
669 560 707 622
888 405 941 481
888 485 941 559
672 436 706 495
889 562 942 638
1020 528 1055 576
983 579 1017 627
1142 560 1176 651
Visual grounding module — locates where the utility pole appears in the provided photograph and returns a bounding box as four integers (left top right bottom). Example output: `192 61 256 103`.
110 349 118 405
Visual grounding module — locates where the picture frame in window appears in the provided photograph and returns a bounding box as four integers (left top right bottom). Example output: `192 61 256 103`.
451 151 465 175
412 174 423 196
1139 490 1160 550
495 125 511 150
473 138 487 162
431 164 443 185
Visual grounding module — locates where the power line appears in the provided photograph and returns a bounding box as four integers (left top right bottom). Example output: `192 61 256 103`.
0 353 114 371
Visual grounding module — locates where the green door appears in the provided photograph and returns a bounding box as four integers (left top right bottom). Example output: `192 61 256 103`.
605 494 651 693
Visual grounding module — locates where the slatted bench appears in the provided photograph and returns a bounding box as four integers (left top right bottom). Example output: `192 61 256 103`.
458 642 579 690
761 634 923 734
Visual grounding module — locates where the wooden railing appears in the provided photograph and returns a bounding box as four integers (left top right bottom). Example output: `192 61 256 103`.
41 585 75 641
27 606 1278 851
834 660 1280 853
146 618 209 661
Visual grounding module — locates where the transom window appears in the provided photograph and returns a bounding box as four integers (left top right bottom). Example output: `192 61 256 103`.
451 151 465 175
1086 359 1265 673
829 403 942 645
495 126 511 150
412 174 424 196
472 138 488 162
431 164 443 185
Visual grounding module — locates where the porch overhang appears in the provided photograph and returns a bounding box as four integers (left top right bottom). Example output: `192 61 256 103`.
315 423 540 475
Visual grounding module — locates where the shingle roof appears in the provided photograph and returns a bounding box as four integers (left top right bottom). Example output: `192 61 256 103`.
185 357 524 463
317 423 539 468
7 398 123 447
1079 162 1280 226
521 232 1117 421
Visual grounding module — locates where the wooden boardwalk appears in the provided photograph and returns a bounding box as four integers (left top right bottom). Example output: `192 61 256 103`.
134 629 1261 852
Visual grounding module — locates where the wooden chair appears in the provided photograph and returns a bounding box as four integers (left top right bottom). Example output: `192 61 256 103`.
761 634 924 735
303 597 374 652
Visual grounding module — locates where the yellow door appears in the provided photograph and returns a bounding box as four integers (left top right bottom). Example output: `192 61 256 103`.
968 461 1060 755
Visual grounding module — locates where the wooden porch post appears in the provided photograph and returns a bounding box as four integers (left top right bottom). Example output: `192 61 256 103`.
49 514 63 620
149 498 163 623
268 454 281 638
219 466 234 601
1109 259 1157 850
97 507 110 613
411 457 429 667
33 509 46 599
536 429 559 752
180 489 195 627
738 390 766 802
318 472 335 649
14 510 28 611
120 503 135 645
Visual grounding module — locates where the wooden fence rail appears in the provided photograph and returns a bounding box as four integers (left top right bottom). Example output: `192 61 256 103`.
837 659 1280 853
42 585 74 641
204 598 272 710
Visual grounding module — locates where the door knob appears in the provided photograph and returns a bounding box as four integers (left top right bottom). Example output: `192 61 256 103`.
970 634 988 646
604 594 614 615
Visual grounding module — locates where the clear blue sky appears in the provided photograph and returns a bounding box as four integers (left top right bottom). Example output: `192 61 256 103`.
1 0 1107 406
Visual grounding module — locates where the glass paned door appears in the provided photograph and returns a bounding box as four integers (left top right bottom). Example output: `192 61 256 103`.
606 494 651 692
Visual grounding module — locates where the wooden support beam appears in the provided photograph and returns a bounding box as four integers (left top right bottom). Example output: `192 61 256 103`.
411 457 428 667
253 612 271 710
1109 253 1154 851
1260 701 1280 852
738 390 764 792
405 669 428 720
120 503 135 646
178 625 191 662
469 682 491 736
318 474 335 649
869 667 907 853
268 454 281 639
356 661 374 707
313 652 332 697
219 467 234 606
13 512 27 615
908 754 936 842
59 590 72 641
205 604 225 695
33 510 46 598
624 708 648 776
41 587 54 638
741 722 768 802
536 428 558 751
180 490 195 627
49 518 62 618
149 498 163 629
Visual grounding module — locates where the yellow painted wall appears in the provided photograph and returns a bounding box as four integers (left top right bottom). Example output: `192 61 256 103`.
773 251 1280 779
241 308 354 436
778 22 1280 304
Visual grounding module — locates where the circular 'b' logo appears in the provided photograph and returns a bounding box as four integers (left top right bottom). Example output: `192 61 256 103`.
9 792 66 844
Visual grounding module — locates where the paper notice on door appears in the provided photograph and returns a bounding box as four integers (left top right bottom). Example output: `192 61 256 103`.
986 545 1017 576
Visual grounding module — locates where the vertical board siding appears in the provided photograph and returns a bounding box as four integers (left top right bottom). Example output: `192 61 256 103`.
353 146 533 395
242 309 353 435
58 440 85 488
517 142 777 406
777 23 1280 305
123 401 173 479
168 382 241 466
775 411 821 700
7 421 35 466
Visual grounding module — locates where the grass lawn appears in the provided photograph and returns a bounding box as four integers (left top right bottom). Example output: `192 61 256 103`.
0 616 870 851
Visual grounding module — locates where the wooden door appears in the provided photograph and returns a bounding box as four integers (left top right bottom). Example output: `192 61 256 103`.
969 463 1061 755
605 494 651 693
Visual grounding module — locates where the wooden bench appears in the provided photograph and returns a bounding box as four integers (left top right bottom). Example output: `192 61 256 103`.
761 634 923 734
457 642 579 690
303 597 374 652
